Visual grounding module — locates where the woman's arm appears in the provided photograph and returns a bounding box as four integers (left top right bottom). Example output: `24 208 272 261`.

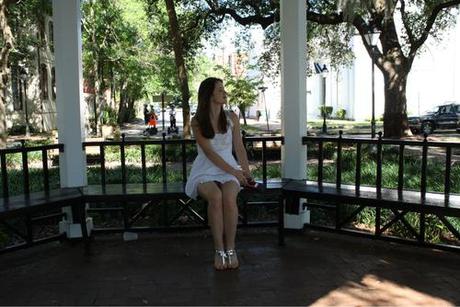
230 112 251 178
192 117 247 185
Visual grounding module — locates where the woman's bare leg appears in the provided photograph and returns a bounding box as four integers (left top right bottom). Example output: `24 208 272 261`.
221 181 240 269
197 182 226 270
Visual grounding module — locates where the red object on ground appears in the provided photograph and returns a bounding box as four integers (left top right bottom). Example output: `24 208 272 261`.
148 114 157 127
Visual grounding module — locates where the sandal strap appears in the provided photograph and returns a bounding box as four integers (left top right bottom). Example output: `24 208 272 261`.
226 249 236 256
215 249 227 258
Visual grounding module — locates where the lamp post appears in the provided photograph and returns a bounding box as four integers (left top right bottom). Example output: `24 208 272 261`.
320 65 329 134
18 66 30 137
364 29 381 138
258 86 269 132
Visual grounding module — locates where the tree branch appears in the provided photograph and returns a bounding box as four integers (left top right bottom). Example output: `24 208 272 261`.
306 11 343 25
399 0 416 46
410 0 460 58
352 15 383 69
206 6 276 29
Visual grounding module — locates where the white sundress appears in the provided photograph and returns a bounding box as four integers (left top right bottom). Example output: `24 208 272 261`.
185 112 241 199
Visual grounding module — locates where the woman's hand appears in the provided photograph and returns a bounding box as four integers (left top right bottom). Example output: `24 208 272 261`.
242 169 251 179
231 169 248 186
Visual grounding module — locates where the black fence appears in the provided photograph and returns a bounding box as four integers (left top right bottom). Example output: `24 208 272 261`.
303 131 460 198
302 131 460 250
2 132 460 251
0 141 63 198
82 132 284 186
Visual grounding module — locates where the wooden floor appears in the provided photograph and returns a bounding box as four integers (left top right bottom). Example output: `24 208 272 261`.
0 228 459 306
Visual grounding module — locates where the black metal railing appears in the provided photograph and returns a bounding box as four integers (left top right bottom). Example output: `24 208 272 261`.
0 141 63 198
3 131 460 252
301 131 460 250
83 133 196 185
303 131 460 200
80 133 284 233
82 133 284 186
0 141 65 252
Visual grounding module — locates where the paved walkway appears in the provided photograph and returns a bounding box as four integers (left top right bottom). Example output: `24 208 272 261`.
119 116 281 139
0 229 459 306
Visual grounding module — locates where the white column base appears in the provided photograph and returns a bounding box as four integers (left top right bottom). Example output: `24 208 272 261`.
59 217 93 238
123 232 139 241
284 198 310 229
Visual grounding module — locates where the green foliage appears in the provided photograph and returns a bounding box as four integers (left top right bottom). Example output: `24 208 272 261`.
82 0 152 126
216 65 261 114
335 108 347 120
144 0 223 98
319 106 333 118
101 106 118 126
8 125 38 136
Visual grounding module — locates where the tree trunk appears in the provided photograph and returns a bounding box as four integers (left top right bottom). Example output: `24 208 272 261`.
240 107 247 125
377 19 412 139
126 97 135 122
382 67 411 138
0 0 15 148
164 0 191 137
110 65 115 109
117 80 127 125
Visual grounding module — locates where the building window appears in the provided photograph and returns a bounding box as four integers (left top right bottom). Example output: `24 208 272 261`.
48 20 54 52
227 55 232 70
11 66 23 111
40 64 49 100
51 67 56 99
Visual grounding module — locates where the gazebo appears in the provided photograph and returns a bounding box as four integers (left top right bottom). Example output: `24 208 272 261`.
53 0 308 227
1 1 460 305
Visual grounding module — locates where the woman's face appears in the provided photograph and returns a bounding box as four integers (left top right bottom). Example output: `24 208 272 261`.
210 81 227 106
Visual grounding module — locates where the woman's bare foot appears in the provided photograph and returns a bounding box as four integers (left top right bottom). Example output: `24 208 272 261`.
214 250 227 270
226 249 239 269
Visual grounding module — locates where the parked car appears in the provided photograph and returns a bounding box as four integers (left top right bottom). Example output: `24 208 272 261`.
408 102 460 134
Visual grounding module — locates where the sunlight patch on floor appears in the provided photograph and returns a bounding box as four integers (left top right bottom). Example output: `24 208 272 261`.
311 274 453 306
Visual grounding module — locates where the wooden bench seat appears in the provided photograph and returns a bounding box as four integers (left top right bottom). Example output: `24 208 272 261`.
282 180 460 250
283 180 460 216
0 188 83 218
80 183 187 202
0 188 87 253
80 181 286 245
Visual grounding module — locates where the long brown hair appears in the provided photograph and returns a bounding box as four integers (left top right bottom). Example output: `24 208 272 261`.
195 77 228 139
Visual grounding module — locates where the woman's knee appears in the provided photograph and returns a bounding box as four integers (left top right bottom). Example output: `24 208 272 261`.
207 190 223 205
222 191 238 208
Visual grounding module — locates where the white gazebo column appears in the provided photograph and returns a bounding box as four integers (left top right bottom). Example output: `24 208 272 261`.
280 0 308 228
53 0 86 187
53 0 88 236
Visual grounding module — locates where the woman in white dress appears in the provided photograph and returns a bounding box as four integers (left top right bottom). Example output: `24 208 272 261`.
185 77 251 270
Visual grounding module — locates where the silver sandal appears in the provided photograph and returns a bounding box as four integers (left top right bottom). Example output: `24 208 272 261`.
226 249 239 269
214 250 227 270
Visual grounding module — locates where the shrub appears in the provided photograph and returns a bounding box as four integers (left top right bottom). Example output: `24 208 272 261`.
8 124 38 136
101 106 118 126
336 108 347 120
319 106 333 119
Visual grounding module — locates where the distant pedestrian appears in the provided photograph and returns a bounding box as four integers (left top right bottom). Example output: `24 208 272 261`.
143 104 150 124
169 106 176 129
256 110 261 121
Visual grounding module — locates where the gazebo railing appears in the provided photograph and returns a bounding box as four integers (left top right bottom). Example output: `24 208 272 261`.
82 133 284 186
303 131 460 198
0 141 64 198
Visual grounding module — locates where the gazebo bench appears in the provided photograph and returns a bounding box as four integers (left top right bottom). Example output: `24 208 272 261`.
0 181 284 253
283 180 460 250
80 181 286 245
0 188 87 253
